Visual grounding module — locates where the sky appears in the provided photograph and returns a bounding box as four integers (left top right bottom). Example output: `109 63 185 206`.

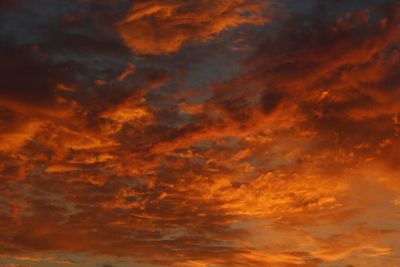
1 0 400 266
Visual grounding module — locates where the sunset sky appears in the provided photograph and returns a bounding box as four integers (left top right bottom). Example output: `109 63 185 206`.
1 0 400 266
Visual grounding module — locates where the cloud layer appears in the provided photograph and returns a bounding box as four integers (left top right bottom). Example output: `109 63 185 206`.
1 0 400 267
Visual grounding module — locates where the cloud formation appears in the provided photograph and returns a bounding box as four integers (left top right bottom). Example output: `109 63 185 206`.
1 0 400 267
116 0 268 55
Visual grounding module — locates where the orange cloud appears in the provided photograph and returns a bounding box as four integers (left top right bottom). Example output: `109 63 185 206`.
115 0 268 55
2 1 400 267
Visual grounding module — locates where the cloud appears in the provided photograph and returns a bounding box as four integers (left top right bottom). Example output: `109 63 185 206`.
1 1 400 267
260 89 283 115
115 0 269 55
310 229 394 262
0 42 73 109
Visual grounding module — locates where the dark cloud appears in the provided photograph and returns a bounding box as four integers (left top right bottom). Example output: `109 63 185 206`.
0 0 20 8
260 89 283 115
0 42 73 108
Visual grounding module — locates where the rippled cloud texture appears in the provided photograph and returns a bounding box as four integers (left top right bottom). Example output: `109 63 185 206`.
1 0 400 266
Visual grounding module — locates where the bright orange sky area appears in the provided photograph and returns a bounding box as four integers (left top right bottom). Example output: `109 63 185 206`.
1 0 400 266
